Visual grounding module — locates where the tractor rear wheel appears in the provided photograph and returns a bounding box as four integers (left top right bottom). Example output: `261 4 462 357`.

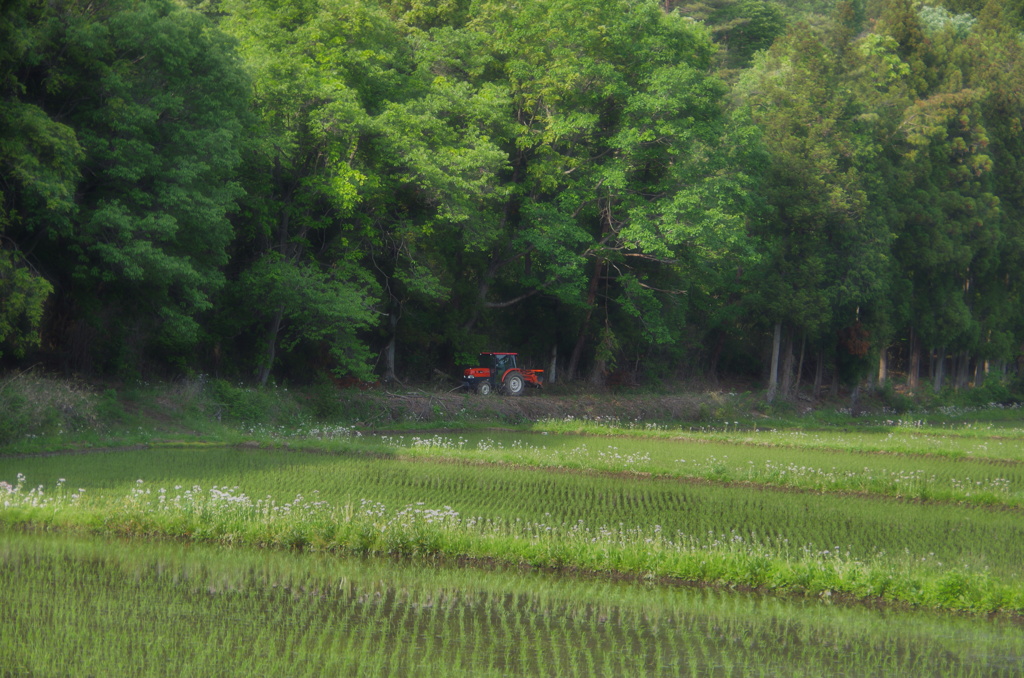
477 381 492 395
505 373 524 396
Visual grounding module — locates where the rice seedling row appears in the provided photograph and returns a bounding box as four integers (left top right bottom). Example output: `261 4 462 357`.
528 416 1024 462
384 432 1024 507
8 425 1024 510
3 532 1023 677
6 447 1024 576
4 439 1024 612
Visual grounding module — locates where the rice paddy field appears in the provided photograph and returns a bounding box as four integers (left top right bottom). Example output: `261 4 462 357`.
3 531 1024 677
3 419 1024 675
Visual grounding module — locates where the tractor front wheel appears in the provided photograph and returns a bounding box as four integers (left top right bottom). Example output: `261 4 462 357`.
477 381 492 395
505 373 525 396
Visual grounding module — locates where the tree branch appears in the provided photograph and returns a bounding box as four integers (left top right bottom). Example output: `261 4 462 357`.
483 287 541 308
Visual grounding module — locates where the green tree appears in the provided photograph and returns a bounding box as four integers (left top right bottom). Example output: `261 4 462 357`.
736 21 894 400
8 0 250 372
0 0 81 361
216 0 398 383
446 0 755 383
217 0 509 384
873 6 1009 392
362 61 511 382
0 247 51 359
923 10 1024 388
676 0 788 70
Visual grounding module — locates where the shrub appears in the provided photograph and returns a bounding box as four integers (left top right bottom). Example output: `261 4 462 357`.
0 387 30 444
958 380 1015 407
96 389 128 425
877 382 915 414
0 372 97 443
306 376 346 421
205 379 303 426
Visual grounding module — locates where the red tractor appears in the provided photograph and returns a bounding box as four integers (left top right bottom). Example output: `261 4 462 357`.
463 352 543 395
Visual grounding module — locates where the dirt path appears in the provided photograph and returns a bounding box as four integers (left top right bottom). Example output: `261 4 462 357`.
345 389 718 426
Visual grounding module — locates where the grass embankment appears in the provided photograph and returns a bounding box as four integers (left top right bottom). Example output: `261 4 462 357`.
2 371 1023 615
3 369 1021 454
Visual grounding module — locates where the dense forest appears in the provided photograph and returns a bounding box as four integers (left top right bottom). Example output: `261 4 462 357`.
2 0 1023 397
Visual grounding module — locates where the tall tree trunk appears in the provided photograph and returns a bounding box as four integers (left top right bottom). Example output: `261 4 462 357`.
383 311 398 386
547 344 558 384
383 336 396 384
975 358 986 388
908 328 920 391
462 261 495 333
708 329 725 389
958 352 971 390
794 333 806 396
767 321 782 403
933 346 945 393
462 153 524 334
780 330 794 399
813 349 824 398
589 317 613 387
567 258 604 381
829 346 840 397
258 304 286 387
256 190 298 388
877 345 888 386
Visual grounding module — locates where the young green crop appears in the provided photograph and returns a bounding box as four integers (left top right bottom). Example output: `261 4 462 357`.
11 425 1023 508
3 532 1023 677
532 416 1024 462
3 460 1024 613
11 446 1024 576
383 431 1024 507
5 426 1024 619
